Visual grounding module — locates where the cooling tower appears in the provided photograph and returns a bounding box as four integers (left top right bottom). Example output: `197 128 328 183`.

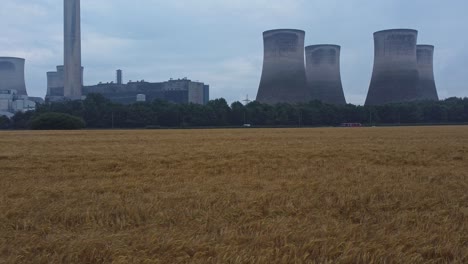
64 0 82 99
47 66 65 97
417 45 439 101
365 29 419 105
0 57 28 96
305 45 346 105
256 29 310 104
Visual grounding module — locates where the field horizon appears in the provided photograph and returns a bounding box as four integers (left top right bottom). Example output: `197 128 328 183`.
0 127 467 263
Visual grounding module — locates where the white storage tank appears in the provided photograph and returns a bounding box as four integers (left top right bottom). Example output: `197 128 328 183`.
136 94 146 102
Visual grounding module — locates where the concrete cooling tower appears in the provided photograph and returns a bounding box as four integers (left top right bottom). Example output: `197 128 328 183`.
365 29 419 106
417 45 439 101
256 29 310 104
305 45 346 105
0 57 28 96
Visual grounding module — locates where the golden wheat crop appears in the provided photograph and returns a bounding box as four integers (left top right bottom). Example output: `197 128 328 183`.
0 127 467 263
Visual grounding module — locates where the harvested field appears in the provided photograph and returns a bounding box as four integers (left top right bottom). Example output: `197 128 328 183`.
0 127 467 263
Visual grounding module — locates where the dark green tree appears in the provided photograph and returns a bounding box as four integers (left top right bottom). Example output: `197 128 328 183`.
0 115 11 129
30 113 86 130
229 102 246 126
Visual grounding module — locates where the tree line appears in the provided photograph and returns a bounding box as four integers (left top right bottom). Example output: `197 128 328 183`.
2 93 468 129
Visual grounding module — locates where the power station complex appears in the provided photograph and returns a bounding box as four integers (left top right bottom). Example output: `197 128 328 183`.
0 2 446 119
45 0 209 105
0 0 210 118
46 67 209 105
257 28 439 106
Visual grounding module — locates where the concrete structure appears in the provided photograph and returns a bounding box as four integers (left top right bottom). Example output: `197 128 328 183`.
417 45 439 101
64 0 82 99
365 29 420 105
305 45 346 105
117 69 123 85
257 29 310 104
0 90 36 117
0 57 28 96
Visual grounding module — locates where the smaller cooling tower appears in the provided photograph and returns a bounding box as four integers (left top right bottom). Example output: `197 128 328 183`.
256 29 310 104
305 45 346 105
417 45 439 101
0 57 28 96
365 29 419 106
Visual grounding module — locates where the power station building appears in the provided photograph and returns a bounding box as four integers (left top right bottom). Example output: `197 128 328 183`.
305 45 346 105
46 69 209 105
83 78 209 105
417 45 439 101
257 29 310 104
365 29 421 105
0 57 28 96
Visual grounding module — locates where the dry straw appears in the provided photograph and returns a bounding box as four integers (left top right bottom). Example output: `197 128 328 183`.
0 127 467 263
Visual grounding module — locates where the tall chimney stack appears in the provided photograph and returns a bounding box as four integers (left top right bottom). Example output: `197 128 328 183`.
117 69 123 85
64 0 82 99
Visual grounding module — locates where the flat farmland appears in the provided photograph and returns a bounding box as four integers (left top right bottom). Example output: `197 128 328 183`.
0 127 467 263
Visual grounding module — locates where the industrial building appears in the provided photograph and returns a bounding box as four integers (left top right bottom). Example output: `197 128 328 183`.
365 29 420 105
84 77 209 105
83 81 164 104
64 0 83 99
257 29 311 104
417 45 439 101
47 69 209 105
305 45 347 105
0 57 28 96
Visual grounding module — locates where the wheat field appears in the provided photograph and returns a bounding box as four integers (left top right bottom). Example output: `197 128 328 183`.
0 127 467 263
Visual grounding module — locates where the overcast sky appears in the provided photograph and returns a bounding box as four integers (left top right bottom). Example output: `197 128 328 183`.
1 0 467 104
